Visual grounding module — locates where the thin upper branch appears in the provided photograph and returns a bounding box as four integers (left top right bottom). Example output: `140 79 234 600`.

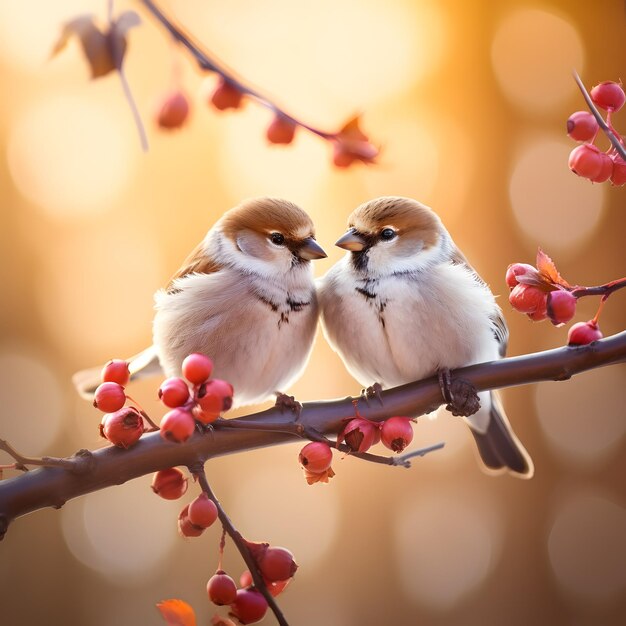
0 330 625 539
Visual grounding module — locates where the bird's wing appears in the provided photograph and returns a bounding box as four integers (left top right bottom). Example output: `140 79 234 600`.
450 244 509 357
165 239 223 293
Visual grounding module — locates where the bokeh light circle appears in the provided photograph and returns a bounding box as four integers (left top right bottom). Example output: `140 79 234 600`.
491 8 583 111
509 138 604 253
8 92 136 219
61 475 181 584
535 366 626 466
393 489 503 610
548 492 626 602
228 446 340 571
0 350 65 454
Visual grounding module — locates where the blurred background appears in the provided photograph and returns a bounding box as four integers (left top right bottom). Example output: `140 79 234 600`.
0 0 625 624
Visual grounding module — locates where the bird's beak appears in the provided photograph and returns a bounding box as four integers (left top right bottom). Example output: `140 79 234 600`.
298 237 327 260
335 229 367 251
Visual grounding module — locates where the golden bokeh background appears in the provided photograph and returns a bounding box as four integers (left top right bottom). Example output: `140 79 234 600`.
1 1 625 624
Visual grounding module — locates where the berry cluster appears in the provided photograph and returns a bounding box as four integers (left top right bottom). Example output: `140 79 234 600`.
94 360 147 448
298 414 414 484
158 353 234 444
567 80 625 185
506 249 611 346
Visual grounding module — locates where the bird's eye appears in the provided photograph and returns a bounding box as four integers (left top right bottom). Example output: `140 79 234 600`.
380 228 396 241
270 232 285 246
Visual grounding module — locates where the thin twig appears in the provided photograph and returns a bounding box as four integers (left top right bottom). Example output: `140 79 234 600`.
193 466 290 626
0 439 77 472
573 70 626 160
571 276 626 299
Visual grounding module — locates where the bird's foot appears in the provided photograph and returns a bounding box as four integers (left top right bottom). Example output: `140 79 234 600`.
274 392 302 418
359 382 384 407
437 369 480 417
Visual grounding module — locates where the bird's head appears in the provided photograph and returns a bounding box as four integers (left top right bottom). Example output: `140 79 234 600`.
220 197 326 278
336 196 448 276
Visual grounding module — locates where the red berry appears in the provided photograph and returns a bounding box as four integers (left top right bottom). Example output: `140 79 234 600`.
266 114 297 144
509 284 547 315
527 308 548 322
589 151 613 183
505 263 536 289
298 442 333 473
546 290 577 326
609 153 626 186
99 407 144 448
258 547 298 583
568 320 603 346
332 142 357 168
568 143 604 180
177 504 204 538
380 417 414 452
342 418 378 453
590 81 625 112
158 377 190 408
207 571 237 606
239 570 253 588
268 579 291 597
181 353 213 385
194 379 234 423
187 493 218 528
156 90 190 129
151 467 188 500
566 111 599 142
229 589 268 625
93 381 126 412
159 407 196 443
210 77 244 111
101 359 130 386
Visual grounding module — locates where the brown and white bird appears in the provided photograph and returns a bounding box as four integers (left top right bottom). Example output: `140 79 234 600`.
318 196 533 478
75 197 326 408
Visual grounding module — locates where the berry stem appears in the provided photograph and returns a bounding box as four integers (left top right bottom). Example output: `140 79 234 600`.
571 276 626 299
573 71 626 160
124 394 160 431
191 465 290 626
217 527 226 571
0 439 79 472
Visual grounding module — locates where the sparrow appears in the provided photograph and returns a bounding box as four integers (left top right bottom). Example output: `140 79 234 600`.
318 196 533 478
74 197 327 408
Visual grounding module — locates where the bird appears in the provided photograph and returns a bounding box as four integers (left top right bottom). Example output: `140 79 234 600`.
317 196 533 478
74 197 327 408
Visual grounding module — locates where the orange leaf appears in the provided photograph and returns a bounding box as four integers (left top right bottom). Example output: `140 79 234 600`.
156 599 197 626
536 248 569 288
333 115 379 167
304 466 335 484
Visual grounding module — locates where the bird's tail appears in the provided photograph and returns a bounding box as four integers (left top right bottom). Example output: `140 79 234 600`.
466 391 533 479
72 345 162 400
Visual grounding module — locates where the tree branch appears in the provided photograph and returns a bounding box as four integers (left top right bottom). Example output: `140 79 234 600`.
1 330 625 539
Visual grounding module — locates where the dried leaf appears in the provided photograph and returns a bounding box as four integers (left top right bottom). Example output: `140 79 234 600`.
304 466 335 484
156 599 197 626
333 115 379 167
536 248 569 288
51 10 141 78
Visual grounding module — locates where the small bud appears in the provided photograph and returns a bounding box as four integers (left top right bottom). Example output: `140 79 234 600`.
380 417 414 452
156 90 190 130
229 589 268 625
546 290 577 326
298 442 333 473
158 377 190 408
505 263 537 289
207 570 237 606
93 381 126 413
567 320 603 346
99 406 144 448
101 359 130 386
159 407 196 443
181 353 213 384
151 467 188 500
590 81 625 112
